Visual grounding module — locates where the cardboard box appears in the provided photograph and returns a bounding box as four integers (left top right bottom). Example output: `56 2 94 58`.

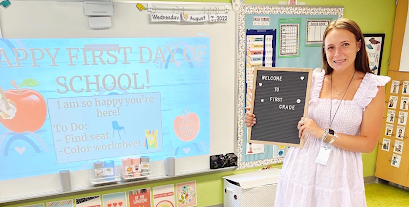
223 168 281 207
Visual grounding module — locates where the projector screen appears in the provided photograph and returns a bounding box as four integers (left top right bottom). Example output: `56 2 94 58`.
0 37 210 179
0 1 236 202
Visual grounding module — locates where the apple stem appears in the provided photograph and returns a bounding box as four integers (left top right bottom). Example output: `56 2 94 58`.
10 80 20 94
184 107 189 116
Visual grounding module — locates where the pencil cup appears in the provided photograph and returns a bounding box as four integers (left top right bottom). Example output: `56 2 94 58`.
59 170 72 192
141 156 150 163
165 157 175 177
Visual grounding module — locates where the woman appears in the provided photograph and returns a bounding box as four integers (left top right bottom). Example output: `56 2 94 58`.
245 18 390 206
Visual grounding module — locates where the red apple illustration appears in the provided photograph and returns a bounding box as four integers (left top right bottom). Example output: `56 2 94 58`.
173 107 200 142
0 79 47 133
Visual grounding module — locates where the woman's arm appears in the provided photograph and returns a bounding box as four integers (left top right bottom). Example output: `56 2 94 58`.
299 86 385 153
331 86 385 153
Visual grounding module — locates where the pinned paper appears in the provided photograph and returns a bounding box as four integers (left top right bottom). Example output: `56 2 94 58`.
150 13 181 22
246 142 264 154
209 14 228 22
391 154 401 168
129 188 151 207
393 140 404 154
182 13 209 22
401 97 409 110
396 126 405 140
385 124 393 136
176 181 197 207
388 95 398 109
398 111 408 126
386 109 396 124
153 184 176 207
381 138 391 152
390 80 400 94
75 196 101 207
20 204 44 207
46 199 73 207
402 81 409 95
102 192 127 207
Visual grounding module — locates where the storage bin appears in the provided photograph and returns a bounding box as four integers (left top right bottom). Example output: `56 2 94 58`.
223 168 281 207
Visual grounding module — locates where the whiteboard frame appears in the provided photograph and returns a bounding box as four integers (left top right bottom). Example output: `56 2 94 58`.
0 0 238 204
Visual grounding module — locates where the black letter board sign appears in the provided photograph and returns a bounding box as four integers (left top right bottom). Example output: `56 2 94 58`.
248 67 312 148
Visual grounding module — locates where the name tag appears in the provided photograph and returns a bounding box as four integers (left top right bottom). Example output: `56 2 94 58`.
315 145 332 166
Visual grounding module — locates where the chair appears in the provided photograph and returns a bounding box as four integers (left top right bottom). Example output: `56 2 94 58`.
112 121 125 139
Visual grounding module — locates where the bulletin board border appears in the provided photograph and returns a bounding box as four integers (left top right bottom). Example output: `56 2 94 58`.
237 4 344 169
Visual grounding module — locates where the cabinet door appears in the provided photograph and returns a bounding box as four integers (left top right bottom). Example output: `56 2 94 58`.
388 0 408 72
375 70 409 186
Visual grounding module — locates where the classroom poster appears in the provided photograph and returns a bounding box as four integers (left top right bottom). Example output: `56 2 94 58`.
47 199 74 207
75 196 101 207
0 38 210 181
128 188 151 207
153 184 175 207
102 192 127 207
176 181 197 207
19 204 45 207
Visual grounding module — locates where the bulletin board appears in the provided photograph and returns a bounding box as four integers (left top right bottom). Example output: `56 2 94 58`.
0 0 237 204
237 4 344 169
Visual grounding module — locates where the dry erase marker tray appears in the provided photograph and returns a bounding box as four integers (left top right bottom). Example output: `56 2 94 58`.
120 171 150 181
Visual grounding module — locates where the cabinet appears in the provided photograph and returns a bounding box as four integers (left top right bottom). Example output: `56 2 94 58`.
375 71 409 186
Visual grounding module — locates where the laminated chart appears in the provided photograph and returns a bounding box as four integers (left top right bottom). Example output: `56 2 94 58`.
279 18 301 57
306 19 331 45
245 29 276 107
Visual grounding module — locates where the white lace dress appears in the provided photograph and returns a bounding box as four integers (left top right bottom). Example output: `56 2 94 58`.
274 69 390 207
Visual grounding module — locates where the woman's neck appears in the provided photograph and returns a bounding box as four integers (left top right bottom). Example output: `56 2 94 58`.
331 69 357 84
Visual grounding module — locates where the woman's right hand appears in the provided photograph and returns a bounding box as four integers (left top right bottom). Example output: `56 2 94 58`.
244 107 256 127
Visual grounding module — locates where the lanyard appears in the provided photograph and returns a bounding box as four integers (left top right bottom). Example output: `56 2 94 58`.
329 70 356 128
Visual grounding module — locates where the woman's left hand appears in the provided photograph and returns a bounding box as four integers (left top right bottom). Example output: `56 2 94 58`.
297 117 323 139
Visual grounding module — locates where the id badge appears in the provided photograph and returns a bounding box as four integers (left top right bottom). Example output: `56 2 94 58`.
315 144 332 166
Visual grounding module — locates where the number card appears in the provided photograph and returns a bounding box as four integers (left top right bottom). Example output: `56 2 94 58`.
209 13 228 22
248 67 312 147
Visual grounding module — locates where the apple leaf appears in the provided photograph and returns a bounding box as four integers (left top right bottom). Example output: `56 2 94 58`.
19 79 40 88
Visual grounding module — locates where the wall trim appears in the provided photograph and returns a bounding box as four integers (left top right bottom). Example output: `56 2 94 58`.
206 204 223 207
364 176 377 184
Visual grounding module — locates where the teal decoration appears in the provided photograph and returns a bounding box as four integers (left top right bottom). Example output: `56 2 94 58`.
366 44 373 49
1 0 10 8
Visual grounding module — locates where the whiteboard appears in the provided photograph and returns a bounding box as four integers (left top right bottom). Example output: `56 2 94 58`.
0 0 236 203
